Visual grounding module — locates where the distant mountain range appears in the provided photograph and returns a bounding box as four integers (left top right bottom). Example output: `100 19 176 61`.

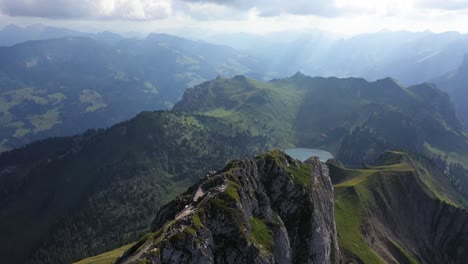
208 30 468 85
0 24 145 47
4 24 468 87
2 24 468 153
436 55 468 128
0 32 264 151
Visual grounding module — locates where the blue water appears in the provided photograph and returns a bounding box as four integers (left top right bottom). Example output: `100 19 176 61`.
283 148 334 162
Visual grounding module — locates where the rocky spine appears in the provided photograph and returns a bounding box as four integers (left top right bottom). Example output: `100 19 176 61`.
116 150 341 264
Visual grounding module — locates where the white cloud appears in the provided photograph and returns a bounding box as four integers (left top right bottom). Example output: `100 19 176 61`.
418 0 468 10
0 0 468 36
0 0 173 20
180 0 339 17
174 1 246 20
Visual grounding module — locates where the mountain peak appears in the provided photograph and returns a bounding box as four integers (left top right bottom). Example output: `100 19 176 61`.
376 77 402 88
233 74 248 81
293 71 306 77
145 32 186 42
116 150 341 264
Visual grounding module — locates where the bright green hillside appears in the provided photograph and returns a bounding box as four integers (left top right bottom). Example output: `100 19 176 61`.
330 151 467 264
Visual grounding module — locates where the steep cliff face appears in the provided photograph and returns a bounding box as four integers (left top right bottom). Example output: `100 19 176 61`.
361 170 468 264
116 150 341 264
330 151 468 264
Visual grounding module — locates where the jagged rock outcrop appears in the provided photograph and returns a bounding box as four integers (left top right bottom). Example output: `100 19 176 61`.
116 150 341 264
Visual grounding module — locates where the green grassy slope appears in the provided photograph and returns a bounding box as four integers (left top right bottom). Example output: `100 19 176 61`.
73 243 135 264
331 151 468 263
174 75 306 147
0 35 263 151
175 75 468 166
175 75 468 202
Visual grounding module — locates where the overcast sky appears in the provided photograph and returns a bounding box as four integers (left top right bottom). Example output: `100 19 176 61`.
1 0 468 36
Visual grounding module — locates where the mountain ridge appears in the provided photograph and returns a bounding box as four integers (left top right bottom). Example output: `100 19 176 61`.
330 150 468 263
115 150 341 264
175 74 467 167
76 149 468 264
0 111 268 264
0 35 263 151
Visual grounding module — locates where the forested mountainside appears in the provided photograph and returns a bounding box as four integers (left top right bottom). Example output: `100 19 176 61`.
176 74 468 196
2 73 467 263
0 111 267 264
176 74 467 167
0 34 262 151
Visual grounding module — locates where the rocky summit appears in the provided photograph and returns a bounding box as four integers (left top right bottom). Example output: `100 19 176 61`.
115 150 341 264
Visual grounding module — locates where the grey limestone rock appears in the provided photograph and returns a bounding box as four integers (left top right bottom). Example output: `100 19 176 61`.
116 150 341 264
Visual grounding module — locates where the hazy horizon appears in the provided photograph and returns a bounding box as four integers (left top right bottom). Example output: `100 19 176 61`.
1 0 468 38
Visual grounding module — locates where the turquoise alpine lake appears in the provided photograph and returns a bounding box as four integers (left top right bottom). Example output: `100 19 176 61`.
283 148 334 162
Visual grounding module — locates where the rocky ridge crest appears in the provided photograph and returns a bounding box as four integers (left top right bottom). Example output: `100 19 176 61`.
116 150 341 264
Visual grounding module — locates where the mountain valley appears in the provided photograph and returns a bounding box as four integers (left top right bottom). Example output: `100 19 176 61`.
1 73 468 263
0 34 263 151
